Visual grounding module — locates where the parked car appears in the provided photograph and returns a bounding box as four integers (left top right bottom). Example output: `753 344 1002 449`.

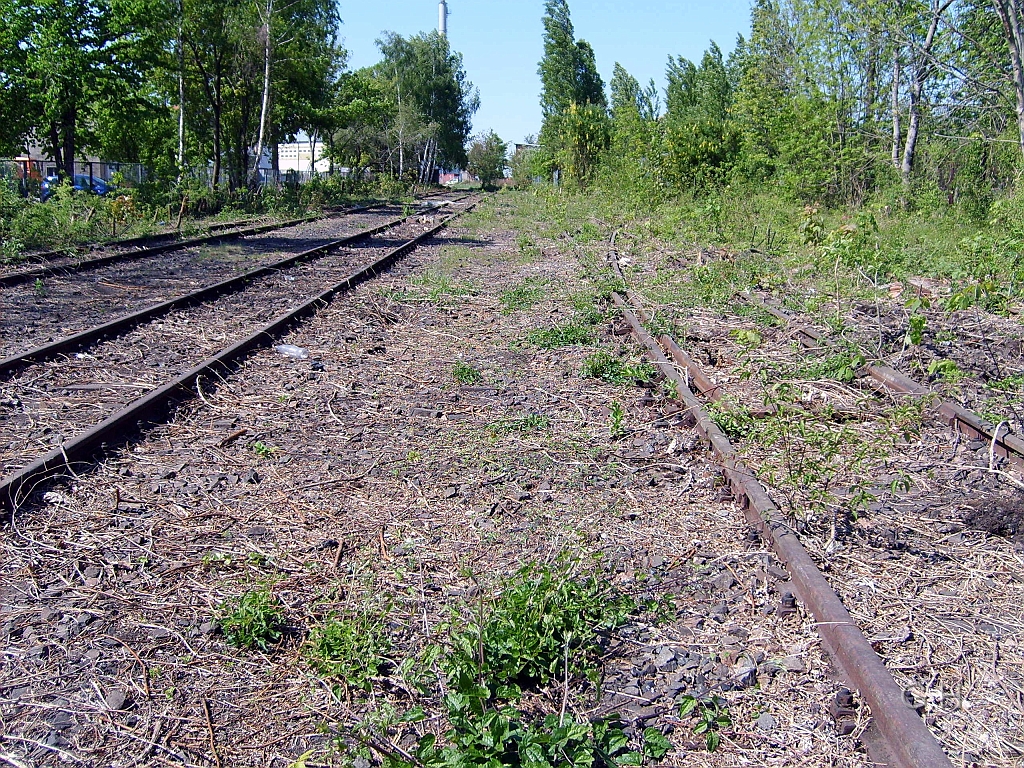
40 174 112 202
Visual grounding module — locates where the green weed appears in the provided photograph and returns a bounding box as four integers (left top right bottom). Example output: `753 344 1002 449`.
305 609 391 692
608 401 626 438
445 561 637 696
527 322 596 349
252 441 277 459
490 413 550 437
453 360 483 384
581 351 657 385
33 278 46 297
678 696 731 753
218 589 284 651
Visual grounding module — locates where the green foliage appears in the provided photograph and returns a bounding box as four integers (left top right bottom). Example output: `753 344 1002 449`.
608 400 626 438
528 322 596 349
795 350 865 383
445 562 637 696
678 696 731 753
252 441 277 459
305 609 391 691
218 589 284 651
581 352 657 385
453 360 484 385
467 130 508 187
538 0 609 185
707 400 757 439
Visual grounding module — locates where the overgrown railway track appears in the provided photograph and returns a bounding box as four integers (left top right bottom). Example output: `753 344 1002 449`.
2 190 454 283
0 195 477 515
606 247 1023 768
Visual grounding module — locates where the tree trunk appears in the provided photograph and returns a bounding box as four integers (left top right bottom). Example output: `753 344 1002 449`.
61 106 76 179
993 0 1024 158
251 0 273 183
891 55 901 168
49 124 63 177
900 0 952 196
177 0 185 177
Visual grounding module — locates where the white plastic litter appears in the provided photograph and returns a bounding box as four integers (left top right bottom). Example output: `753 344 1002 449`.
275 344 309 360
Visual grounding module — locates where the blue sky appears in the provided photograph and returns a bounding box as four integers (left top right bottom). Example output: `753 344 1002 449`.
338 1 753 146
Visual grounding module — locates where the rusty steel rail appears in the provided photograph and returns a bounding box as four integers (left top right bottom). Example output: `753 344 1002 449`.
0 200 477 517
0 198 412 288
747 294 1024 469
0 198 467 379
611 291 952 768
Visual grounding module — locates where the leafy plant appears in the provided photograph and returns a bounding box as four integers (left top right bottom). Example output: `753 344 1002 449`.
305 609 391 691
796 350 866 383
445 562 637 696
729 328 762 349
528 322 596 349
678 696 731 752
608 400 626 438
218 589 284 651
453 360 483 384
707 399 756 439
252 441 277 459
33 278 46 297
927 358 964 382
905 313 927 347
581 352 656 385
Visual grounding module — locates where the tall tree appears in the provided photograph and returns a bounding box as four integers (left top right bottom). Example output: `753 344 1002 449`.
3 0 164 177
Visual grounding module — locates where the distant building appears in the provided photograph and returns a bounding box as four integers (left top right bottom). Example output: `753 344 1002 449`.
274 140 330 174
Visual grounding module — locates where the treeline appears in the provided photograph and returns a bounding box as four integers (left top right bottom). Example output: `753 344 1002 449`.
529 0 1024 211
0 0 479 191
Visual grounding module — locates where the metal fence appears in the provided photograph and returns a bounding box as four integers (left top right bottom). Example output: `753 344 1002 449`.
1 159 147 197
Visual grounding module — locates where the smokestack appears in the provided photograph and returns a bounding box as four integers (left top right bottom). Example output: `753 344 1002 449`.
439 0 448 37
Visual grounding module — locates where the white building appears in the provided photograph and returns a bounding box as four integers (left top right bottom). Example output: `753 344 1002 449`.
274 140 330 173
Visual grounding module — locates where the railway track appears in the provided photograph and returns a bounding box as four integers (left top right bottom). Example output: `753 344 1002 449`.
0 190 455 287
607 254 968 768
0 199 467 359
0 196 477 514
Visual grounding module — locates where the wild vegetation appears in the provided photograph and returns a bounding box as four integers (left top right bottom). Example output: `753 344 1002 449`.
0 0 484 254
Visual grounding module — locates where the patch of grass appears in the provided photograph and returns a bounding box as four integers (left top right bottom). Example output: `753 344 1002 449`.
499 278 547 314
218 589 283 651
305 609 391 692
989 373 1024 393
407 269 477 305
707 400 757 439
453 360 483 384
490 413 550 437
608 400 627 438
527 321 596 349
794 350 866 383
581 351 657 385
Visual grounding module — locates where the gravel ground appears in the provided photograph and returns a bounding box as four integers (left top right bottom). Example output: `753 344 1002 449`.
0 196 870 767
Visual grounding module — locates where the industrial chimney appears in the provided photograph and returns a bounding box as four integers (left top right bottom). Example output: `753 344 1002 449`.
438 0 448 37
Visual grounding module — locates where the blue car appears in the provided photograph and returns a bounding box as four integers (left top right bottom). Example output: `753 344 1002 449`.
40 174 112 202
